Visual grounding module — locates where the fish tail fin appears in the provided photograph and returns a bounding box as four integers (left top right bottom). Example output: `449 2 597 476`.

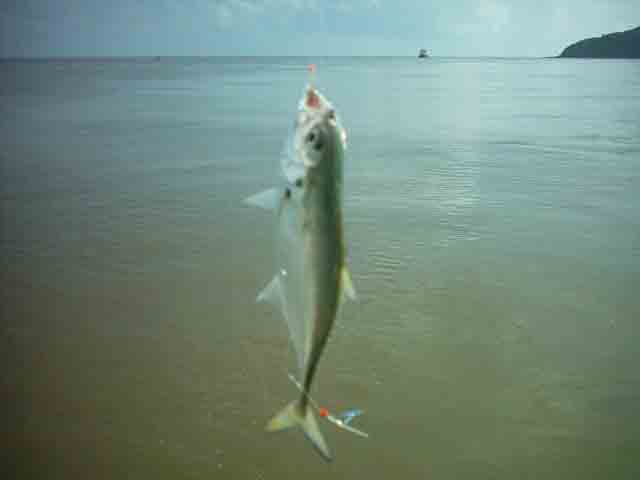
266 400 332 462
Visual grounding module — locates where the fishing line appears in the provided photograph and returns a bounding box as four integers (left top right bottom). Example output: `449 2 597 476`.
308 63 316 89
287 373 369 438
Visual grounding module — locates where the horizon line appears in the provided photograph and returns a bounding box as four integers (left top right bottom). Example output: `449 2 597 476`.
1 54 564 60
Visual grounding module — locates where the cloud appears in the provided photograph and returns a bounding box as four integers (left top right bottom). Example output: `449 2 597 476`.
192 0 322 31
214 3 233 28
475 0 510 33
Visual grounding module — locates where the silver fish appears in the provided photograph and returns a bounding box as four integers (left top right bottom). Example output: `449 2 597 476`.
246 83 356 461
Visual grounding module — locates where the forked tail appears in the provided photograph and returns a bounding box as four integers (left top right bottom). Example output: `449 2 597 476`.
266 400 332 462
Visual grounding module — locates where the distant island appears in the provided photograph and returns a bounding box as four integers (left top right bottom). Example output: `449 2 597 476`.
558 26 640 58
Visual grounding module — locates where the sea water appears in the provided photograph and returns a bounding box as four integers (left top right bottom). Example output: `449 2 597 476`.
2 57 639 478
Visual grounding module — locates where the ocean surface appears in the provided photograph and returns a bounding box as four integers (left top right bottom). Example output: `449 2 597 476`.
2 57 639 479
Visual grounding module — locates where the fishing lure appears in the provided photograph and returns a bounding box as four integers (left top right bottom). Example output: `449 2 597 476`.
288 373 369 438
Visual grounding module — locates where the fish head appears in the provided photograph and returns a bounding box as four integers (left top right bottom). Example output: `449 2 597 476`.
281 86 347 185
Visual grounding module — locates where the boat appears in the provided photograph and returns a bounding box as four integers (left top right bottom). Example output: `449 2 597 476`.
418 49 429 58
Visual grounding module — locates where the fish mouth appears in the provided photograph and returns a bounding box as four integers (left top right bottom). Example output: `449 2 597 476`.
305 87 321 109
305 89 336 125
301 87 346 147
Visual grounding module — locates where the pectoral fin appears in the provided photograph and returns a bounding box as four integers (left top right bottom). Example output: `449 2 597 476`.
245 188 280 211
341 266 357 302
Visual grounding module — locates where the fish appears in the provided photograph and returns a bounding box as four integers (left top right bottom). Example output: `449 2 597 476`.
245 81 356 461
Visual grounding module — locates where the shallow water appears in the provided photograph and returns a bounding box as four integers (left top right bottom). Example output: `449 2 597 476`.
2 57 640 478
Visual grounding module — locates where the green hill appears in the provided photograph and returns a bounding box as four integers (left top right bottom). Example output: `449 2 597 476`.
558 26 640 58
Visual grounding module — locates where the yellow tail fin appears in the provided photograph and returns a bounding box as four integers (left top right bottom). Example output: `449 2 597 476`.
266 401 332 462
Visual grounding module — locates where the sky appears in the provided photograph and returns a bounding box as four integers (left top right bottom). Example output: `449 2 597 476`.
1 0 639 57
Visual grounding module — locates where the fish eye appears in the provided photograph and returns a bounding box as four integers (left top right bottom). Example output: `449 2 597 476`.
306 129 323 151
